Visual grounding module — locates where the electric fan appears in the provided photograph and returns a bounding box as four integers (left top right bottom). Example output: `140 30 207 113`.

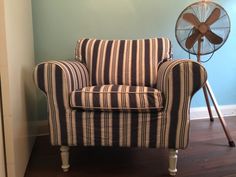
175 1 235 147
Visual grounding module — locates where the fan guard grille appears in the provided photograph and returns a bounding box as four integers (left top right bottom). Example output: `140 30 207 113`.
175 1 230 55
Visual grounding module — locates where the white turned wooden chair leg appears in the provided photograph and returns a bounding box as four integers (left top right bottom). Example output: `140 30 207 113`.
168 149 178 176
60 146 70 172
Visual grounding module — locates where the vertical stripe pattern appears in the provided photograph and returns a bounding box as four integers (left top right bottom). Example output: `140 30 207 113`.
70 85 163 112
157 59 207 149
34 43 207 150
34 60 90 145
75 38 172 87
71 110 163 148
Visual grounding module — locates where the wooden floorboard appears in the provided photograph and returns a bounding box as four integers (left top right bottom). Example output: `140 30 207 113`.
24 117 236 177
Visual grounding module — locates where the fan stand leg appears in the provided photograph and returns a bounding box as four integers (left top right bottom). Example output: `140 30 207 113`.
204 81 235 147
202 85 214 122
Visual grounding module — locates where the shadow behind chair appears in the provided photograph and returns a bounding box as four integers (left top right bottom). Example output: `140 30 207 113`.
34 38 207 176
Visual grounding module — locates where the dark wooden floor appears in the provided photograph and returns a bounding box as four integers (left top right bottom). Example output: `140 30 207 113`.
24 117 236 177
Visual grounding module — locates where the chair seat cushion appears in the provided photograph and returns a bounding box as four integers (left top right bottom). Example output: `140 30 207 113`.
70 85 164 112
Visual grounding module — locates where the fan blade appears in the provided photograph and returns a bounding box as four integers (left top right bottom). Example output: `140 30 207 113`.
185 30 201 49
205 8 221 25
205 30 223 44
183 13 200 28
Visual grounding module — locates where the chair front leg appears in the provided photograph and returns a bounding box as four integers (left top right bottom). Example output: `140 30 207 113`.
168 149 178 176
60 146 70 172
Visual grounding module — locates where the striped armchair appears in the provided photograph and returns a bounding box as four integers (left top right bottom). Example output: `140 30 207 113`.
34 38 207 176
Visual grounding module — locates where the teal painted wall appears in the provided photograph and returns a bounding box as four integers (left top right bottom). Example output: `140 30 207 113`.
32 0 236 119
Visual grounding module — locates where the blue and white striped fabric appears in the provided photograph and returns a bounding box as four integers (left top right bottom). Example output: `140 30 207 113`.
34 38 207 149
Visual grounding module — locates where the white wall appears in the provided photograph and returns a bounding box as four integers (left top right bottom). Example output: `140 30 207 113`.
0 110 6 177
0 0 37 177
0 1 8 176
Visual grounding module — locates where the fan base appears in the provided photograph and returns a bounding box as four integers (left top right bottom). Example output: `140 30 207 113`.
229 141 236 147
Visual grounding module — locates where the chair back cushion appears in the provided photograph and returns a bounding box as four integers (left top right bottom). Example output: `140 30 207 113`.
75 38 172 87
70 85 163 112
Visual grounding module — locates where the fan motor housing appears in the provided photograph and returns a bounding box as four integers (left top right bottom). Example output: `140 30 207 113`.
199 23 209 34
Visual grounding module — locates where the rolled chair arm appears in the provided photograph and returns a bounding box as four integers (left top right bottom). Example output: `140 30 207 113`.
157 59 207 149
34 60 89 145
34 60 89 95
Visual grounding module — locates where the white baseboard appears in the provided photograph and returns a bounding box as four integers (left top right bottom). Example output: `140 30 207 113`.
190 104 236 120
34 105 236 136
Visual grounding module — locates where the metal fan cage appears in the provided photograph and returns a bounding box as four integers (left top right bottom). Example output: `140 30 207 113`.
175 1 230 55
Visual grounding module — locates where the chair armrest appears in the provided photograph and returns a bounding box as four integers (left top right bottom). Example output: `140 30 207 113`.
34 60 89 108
157 59 207 149
34 60 89 145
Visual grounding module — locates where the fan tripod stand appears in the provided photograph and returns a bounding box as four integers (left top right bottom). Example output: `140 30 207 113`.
197 38 235 147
